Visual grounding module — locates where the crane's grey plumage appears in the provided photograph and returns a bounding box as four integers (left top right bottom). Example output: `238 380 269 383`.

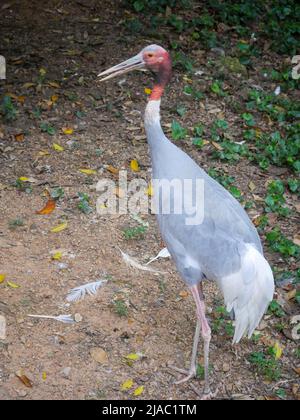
98 44 274 398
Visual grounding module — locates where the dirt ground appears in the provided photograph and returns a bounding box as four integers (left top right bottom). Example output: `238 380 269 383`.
0 0 299 400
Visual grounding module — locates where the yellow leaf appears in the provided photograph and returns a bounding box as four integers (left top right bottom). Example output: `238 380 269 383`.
0 274 6 284
51 222 68 233
130 159 140 172
22 82 35 89
47 81 60 88
211 141 223 151
62 127 74 135
274 341 283 360
42 372 47 381
52 252 62 261
179 290 188 298
144 88 152 95
121 379 134 391
133 385 144 396
38 150 50 157
183 75 193 84
146 183 153 197
51 95 59 103
7 281 20 289
39 68 47 76
19 177 29 182
79 169 97 175
17 96 26 104
125 353 140 361
53 143 64 152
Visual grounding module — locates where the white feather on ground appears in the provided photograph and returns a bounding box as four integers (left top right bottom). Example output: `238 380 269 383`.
119 248 165 273
66 280 107 302
27 314 75 324
146 247 171 265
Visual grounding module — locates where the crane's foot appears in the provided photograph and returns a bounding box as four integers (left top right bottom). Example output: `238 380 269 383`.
168 365 196 384
189 383 218 400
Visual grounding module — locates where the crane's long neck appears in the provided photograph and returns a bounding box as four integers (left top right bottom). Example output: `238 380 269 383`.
144 60 171 148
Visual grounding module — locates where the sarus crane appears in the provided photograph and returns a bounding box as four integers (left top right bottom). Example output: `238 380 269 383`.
98 45 274 398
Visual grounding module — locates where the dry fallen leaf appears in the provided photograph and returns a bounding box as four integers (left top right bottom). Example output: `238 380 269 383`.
62 127 74 135
146 183 153 197
90 347 108 364
179 290 189 298
144 87 152 95
36 199 56 215
51 95 59 103
0 274 6 284
15 370 33 388
273 341 283 360
211 141 223 151
293 234 300 247
121 379 134 391
14 133 25 142
248 181 256 192
79 169 97 175
7 281 20 289
53 143 64 152
106 165 119 175
133 386 144 396
22 82 35 89
42 371 47 381
125 353 140 361
47 81 60 88
130 159 140 172
52 252 63 261
51 222 68 233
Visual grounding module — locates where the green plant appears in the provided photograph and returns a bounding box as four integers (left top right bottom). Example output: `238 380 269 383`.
264 180 290 217
40 122 56 135
266 228 300 258
183 85 204 100
208 168 243 200
113 299 128 317
268 300 285 318
171 120 187 140
51 187 65 200
242 112 255 127
123 225 147 240
77 193 93 214
1 95 17 121
9 218 24 229
13 178 32 194
211 80 226 97
249 351 281 381
275 388 286 399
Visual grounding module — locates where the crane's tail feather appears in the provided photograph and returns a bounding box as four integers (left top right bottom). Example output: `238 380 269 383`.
218 244 274 344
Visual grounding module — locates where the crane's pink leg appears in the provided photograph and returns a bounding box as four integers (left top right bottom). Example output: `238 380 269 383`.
170 283 212 396
190 284 212 395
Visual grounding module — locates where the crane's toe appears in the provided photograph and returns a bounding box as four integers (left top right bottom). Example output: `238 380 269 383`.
168 365 196 384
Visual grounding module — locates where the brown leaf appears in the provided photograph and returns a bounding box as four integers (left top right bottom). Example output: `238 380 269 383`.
15 370 33 388
90 347 108 364
293 367 300 376
36 199 56 215
293 233 300 247
106 165 119 175
14 133 25 142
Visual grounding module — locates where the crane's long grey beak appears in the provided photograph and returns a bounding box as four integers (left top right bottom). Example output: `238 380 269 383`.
98 53 144 82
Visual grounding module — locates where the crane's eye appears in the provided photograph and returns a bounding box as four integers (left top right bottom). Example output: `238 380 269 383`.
147 53 154 58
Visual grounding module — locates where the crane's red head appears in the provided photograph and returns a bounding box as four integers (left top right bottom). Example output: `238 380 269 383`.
98 44 172 100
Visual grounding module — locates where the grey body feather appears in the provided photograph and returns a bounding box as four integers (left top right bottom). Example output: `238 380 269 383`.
145 101 262 287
